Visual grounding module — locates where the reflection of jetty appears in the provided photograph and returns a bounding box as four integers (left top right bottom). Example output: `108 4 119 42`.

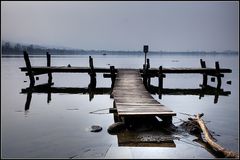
20 46 232 124
147 85 231 104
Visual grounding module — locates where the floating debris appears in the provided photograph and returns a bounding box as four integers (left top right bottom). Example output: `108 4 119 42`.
90 125 102 132
36 77 39 80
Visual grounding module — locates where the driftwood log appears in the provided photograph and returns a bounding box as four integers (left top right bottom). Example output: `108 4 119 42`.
190 113 239 158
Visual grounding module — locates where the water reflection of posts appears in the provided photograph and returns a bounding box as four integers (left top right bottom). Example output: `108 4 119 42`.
21 84 113 110
88 76 97 101
25 88 33 111
148 85 230 104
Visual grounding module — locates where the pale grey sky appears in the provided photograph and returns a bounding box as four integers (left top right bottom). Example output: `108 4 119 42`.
1 1 239 51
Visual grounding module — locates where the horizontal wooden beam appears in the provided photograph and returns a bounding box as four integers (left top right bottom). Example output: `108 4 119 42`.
139 67 231 74
20 66 118 73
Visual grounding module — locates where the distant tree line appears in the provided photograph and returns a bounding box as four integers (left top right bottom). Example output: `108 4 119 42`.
1 41 81 55
1 41 238 55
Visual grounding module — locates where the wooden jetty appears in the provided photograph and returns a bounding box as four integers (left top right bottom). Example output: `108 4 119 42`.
111 69 176 123
20 48 232 124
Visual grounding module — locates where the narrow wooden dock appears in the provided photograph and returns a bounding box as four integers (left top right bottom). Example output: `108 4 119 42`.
112 69 176 122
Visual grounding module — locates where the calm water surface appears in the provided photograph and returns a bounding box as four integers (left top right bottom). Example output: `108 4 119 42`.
1 54 239 158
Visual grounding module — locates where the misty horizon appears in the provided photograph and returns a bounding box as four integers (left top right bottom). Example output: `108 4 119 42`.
1 1 239 52
1 40 239 53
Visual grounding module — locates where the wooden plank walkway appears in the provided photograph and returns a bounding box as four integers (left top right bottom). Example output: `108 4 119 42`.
112 69 176 120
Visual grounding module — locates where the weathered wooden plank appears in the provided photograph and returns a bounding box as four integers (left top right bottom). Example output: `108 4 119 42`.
115 103 164 106
113 69 176 118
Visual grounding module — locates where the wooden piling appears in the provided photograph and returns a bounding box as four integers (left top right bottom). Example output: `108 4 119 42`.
110 66 116 88
47 52 53 85
200 59 208 87
23 51 35 86
158 66 166 99
89 56 96 76
88 56 96 88
143 64 148 87
146 59 151 87
215 61 222 89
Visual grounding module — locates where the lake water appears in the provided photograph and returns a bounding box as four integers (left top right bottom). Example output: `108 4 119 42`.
1 53 239 158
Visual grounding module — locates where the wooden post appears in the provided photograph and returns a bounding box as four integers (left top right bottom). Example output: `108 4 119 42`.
23 51 35 86
89 56 96 85
147 58 150 69
143 64 148 87
158 66 166 89
88 56 96 101
158 66 166 99
110 66 116 88
143 45 148 67
47 52 53 85
89 56 96 77
215 61 222 89
146 59 151 87
200 59 208 87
